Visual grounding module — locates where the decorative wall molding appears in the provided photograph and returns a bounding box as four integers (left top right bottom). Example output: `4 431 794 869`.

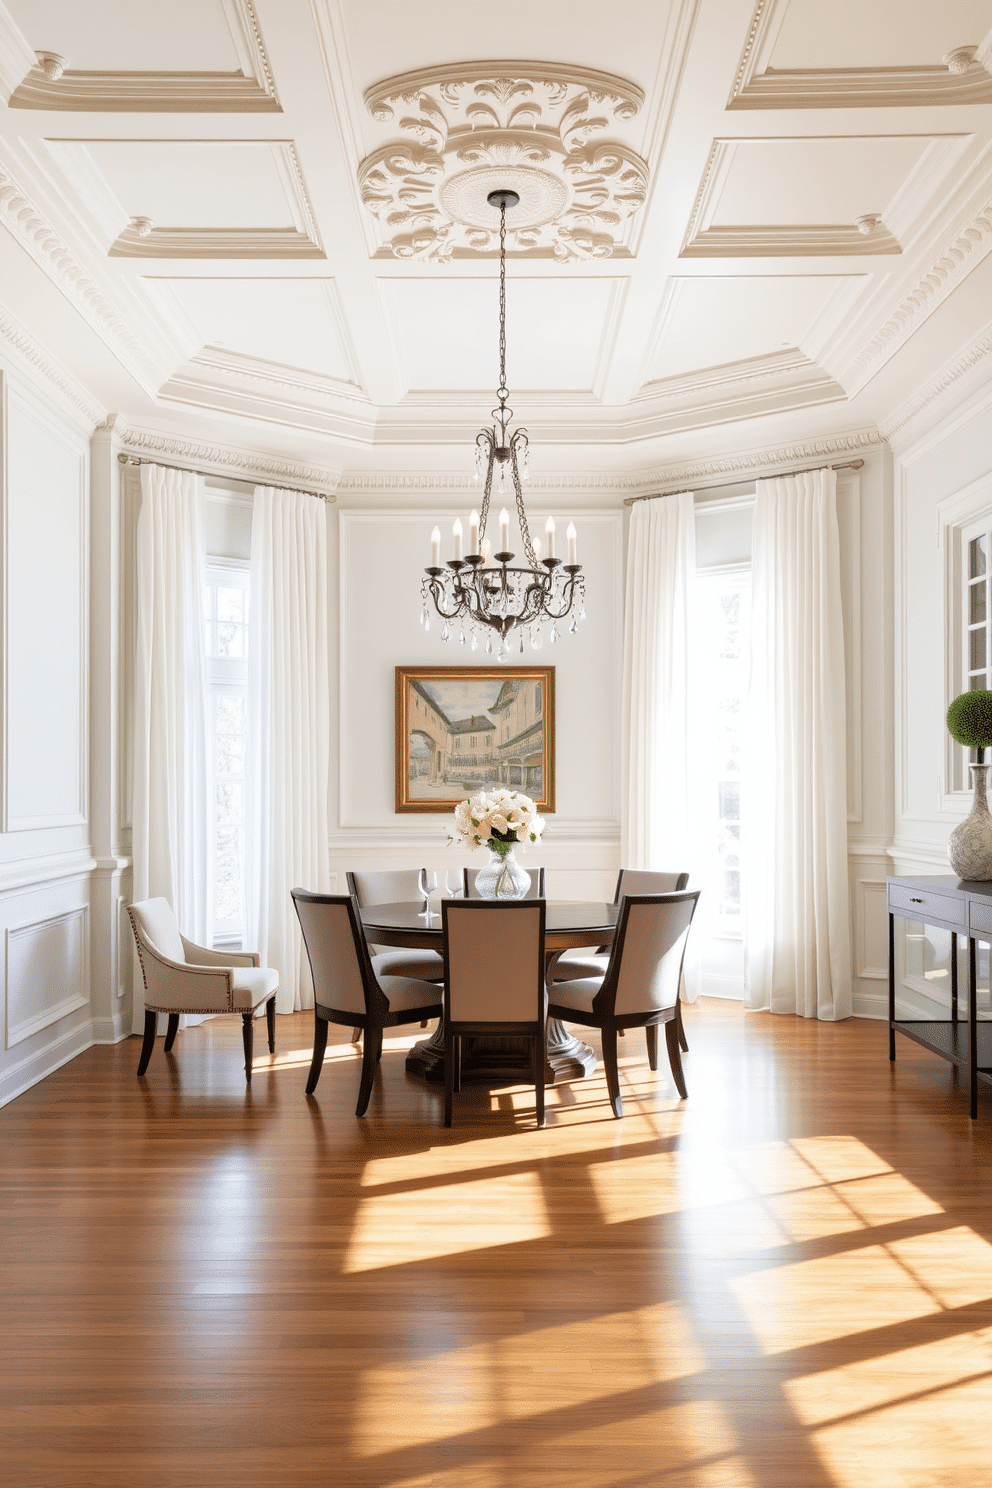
728 0 992 109
844 202 992 391
7 0 280 112
636 348 845 425
881 322 992 446
0 161 161 395
5 906 89 1049
0 304 105 429
359 62 648 262
117 425 342 495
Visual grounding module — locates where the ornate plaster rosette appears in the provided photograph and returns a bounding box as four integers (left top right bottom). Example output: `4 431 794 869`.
358 62 649 262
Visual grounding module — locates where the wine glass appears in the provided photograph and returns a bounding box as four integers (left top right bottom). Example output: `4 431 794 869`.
444 869 464 899
418 868 438 918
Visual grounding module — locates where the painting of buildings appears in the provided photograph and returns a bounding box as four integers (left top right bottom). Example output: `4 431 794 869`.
395 667 554 812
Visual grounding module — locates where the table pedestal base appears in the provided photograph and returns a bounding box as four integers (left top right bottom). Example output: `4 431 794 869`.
405 1017 596 1086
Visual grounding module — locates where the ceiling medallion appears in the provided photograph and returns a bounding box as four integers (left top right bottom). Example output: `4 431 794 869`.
359 61 649 262
420 190 585 660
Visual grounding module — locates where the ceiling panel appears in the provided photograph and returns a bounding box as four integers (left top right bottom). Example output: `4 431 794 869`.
769 0 991 69
381 277 620 395
646 276 863 383
143 277 355 383
710 137 932 227
3 0 241 72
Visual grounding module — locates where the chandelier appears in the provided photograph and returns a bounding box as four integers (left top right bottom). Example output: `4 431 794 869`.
420 189 585 661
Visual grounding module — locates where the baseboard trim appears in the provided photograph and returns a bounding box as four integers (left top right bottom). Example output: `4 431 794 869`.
91 1013 132 1045
0 1020 94 1109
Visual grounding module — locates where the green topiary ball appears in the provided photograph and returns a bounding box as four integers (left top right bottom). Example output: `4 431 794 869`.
947 690 992 756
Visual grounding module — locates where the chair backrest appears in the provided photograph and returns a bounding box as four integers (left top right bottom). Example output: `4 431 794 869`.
128 897 186 964
604 892 699 1016
614 869 689 901
347 870 423 907
463 865 546 898
292 891 373 1017
443 900 546 1024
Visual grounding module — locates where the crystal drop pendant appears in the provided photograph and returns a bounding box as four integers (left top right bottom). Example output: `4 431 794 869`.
579 606 587 621
470 631 478 651
569 615 578 634
458 627 466 645
424 613 430 632
531 627 542 650
441 622 450 642
419 604 427 627
485 634 493 655
550 624 558 644
518 631 525 654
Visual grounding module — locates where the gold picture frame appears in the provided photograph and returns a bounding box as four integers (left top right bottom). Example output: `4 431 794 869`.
395 665 555 814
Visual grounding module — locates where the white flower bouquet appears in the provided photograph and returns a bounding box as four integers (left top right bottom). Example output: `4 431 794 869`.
450 787 546 856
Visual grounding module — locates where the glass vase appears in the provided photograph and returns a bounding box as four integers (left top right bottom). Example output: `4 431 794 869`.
474 842 531 900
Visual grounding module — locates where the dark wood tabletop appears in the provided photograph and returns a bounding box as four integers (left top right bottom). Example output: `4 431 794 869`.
360 900 620 951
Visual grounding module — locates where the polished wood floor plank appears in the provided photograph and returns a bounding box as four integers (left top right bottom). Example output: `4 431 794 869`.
1 1001 991 1487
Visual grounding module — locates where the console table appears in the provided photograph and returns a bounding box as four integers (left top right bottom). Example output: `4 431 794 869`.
887 875 992 1118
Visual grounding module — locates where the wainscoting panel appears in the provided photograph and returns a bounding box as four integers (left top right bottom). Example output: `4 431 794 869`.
5 905 89 1049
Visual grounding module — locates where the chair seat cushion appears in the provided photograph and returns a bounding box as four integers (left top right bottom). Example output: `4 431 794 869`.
379 974 445 1014
372 948 444 982
548 976 603 1014
231 967 279 1011
551 952 608 983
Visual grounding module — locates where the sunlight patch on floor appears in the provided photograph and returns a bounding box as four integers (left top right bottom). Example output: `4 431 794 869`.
889 1226 992 1308
343 1169 549 1272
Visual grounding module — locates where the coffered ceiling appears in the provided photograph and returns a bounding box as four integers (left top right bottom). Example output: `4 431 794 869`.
0 0 990 485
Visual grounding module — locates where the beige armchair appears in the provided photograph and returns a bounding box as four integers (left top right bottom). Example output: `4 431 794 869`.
127 898 279 1083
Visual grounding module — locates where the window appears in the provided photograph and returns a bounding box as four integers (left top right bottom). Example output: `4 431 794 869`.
692 568 751 934
204 564 250 946
965 529 990 692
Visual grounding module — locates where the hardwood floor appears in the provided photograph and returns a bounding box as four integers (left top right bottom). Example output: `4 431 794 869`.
1 1000 991 1488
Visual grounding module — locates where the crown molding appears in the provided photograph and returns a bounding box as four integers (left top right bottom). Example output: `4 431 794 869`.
843 200 992 393
117 425 342 495
0 158 161 396
109 227 324 260
0 302 105 429
880 320 992 447
6 0 279 112
729 0 992 109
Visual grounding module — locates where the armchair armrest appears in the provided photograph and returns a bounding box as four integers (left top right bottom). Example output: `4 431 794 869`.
181 937 260 968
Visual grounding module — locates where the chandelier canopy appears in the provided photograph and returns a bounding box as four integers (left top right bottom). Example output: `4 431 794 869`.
420 189 585 661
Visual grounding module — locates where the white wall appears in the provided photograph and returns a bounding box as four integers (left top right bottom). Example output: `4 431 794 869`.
0 364 96 1105
331 503 623 899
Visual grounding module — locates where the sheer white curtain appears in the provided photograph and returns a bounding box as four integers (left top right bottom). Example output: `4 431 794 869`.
620 492 703 998
131 462 211 1031
245 485 331 1013
743 467 852 1019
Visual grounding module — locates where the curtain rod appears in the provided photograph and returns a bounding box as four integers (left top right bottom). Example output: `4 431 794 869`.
117 453 336 503
622 458 864 506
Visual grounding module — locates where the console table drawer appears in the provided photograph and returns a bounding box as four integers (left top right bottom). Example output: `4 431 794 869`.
969 899 992 935
888 883 966 926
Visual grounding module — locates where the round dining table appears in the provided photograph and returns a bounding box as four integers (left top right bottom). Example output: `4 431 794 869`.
359 899 620 1086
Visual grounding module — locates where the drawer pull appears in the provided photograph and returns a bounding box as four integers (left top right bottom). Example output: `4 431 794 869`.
910 897 923 903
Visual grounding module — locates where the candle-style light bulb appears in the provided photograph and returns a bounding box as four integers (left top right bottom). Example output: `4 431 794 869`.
533 537 541 568
481 539 492 568
545 514 556 560
499 507 510 552
567 522 577 565
430 526 440 567
469 509 479 555
452 517 463 561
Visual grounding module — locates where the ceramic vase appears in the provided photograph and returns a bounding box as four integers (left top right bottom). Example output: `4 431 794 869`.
948 762 992 880
474 843 531 899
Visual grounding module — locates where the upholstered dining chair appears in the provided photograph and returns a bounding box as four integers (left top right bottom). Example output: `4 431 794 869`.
292 890 444 1115
127 898 278 1083
346 870 445 982
442 899 547 1128
462 865 546 898
547 890 699 1118
550 869 691 1052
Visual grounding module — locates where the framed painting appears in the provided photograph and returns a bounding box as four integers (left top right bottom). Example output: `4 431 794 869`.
395 665 555 814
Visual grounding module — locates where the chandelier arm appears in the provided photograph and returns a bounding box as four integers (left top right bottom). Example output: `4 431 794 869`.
478 435 495 545
510 439 536 568
422 575 465 622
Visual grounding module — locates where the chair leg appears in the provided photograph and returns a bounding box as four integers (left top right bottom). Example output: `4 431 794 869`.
444 1024 455 1127
305 1015 329 1095
136 1009 158 1077
352 1026 362 1044
266 997 276 1054
163 1013 180 1053
646 1023 658 1071
355 1024 378 1117
533 1035 545 1128
453 1032 461 1093
677 997 688 1053
665 1018 688 1099
602 1026 623 1119
242 1013 254 1084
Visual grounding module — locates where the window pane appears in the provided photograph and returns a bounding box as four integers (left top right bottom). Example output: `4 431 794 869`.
217 694 246 732
970 627 987 673
216 733 244 777
215 781 243 825
217 588 244 623
970 536 987 578
215 622 244 658
971 581 987 625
